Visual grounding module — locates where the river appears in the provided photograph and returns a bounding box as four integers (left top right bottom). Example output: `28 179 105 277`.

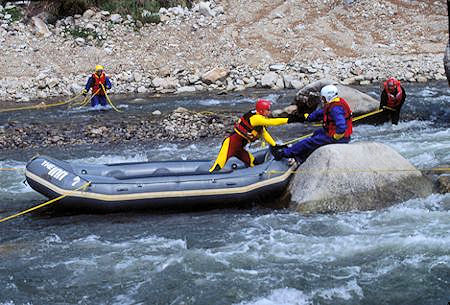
0 82 449 305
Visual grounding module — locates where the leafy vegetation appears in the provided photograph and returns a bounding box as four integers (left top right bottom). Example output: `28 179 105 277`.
34 0 195 24
64 25 98 40
4 6 23 22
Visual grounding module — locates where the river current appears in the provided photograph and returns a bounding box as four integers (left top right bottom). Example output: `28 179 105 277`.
0 82 449 305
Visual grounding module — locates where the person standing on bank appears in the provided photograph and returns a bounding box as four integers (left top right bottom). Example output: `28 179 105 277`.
271 85 352 164
82 65 112 108
379 77 406 125
209 99 302 172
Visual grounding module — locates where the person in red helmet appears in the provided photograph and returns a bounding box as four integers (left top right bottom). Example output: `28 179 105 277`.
380 77 406 125
209 99 302 172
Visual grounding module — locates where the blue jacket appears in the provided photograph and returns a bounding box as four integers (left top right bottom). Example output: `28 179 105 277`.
84 76 112 91
307 105 348 135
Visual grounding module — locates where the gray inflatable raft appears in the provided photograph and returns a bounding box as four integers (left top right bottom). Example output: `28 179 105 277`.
25 150 296 212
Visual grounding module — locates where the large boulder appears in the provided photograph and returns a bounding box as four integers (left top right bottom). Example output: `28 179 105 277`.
294 79 379 115
287 142 432 213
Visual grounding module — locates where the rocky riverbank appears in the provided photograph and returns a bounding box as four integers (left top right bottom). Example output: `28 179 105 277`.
0 0 447 103
0 107 236 150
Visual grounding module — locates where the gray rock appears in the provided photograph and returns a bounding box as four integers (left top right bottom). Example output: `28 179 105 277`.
152 77 178 89
31 16 52 37
133 72 143 82
137 86 147 93
70 83 83 94
75 37 85 45
83 9 95 19
269 64 286 71
201 67 228 84
198 2 215 17
295 79 379 115
287 142 432 213
261 72 279 88
110 14 122 24
152 110 162 115
177 86 196 93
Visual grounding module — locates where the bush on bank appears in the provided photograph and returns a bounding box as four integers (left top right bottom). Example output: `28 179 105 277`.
19 0 195 23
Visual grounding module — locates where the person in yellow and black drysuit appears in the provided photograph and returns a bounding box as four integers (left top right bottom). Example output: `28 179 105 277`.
82 65 112 108
209 99 302 172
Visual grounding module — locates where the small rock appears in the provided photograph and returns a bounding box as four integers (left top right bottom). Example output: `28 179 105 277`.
110 14 122 23
83 9 95 19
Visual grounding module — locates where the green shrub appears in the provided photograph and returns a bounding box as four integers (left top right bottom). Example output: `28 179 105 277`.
4 6 23 22
36 0 195 23
65 25 98 40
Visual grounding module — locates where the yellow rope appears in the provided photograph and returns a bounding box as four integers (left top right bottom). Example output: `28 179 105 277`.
69 89 100 108
0 92 83 113
0 181 91 223
100 84 122 113
282 133 313 146
0 168 25 172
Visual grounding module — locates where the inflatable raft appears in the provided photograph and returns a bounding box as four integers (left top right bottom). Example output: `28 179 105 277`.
25 150 296 212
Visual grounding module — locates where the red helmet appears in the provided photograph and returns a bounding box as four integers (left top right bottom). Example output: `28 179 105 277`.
255 99 271 114
385 77 400 93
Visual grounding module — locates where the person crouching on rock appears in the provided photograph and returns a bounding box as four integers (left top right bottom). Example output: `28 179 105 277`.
271 85 352 164
209 99 302 172
82 65 112 108
379 77 406 125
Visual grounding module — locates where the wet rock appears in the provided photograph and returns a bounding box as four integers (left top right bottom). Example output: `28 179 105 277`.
436 175 449 194
287 142 433 213
294 79 379 115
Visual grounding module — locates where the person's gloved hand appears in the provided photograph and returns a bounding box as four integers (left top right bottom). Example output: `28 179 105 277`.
304 113 309 120
287 113 304 123
270 144 286 161
81 89 88 96
332 133 344 140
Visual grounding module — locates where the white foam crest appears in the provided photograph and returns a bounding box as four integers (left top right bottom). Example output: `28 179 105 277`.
314 279 364 300
234 287 311 305
43 233 62 245
0 160 32 194
418 88 438 97
70 153 148 164
72 234 187 253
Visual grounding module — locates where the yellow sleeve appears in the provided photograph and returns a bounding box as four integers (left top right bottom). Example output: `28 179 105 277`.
249 114 288 127
262 127 276 146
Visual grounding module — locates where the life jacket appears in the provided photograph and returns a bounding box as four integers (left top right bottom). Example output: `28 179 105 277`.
383 79 403 107
323 97 353 138
91 72 106 95
234 110 263 142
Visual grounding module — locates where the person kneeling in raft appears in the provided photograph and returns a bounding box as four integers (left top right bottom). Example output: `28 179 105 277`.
271 85 353 164
82 65 112 108
209 99 303 172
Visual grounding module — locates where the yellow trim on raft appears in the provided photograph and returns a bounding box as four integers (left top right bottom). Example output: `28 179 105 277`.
25 165 296 203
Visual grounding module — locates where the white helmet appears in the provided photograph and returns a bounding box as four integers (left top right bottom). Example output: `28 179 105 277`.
320 85 339 103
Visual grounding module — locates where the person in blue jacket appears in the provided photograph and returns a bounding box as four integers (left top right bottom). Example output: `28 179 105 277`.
271 85 353 164
82 65 112 108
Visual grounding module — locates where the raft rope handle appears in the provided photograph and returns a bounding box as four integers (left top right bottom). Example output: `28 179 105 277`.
0 181 91 223
100 84 122 113
0 92 84 113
